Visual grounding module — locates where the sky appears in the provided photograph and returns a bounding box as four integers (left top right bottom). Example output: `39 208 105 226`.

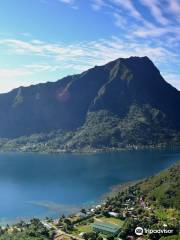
0 0 180 93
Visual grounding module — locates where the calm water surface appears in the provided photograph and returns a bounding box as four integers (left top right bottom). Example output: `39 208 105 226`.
0 148 179 224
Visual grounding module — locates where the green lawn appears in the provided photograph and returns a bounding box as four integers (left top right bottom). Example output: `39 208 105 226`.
70 223 92 236
76 224 92 233
71 216 123 238
95 216 124 226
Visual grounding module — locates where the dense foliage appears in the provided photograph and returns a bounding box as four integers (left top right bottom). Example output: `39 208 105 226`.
0 219 52 240
137 162 180 210
0 56 180 152
0 107 179 153
101 163 180 239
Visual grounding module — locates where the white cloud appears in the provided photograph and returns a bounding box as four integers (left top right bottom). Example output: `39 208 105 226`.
162 72 180 90
58 0 74 4
58 0 78 9
133 22 180 38
0 68 31 78
91 0 180 44
0 1 179 93
0 64 61 79
0 36 177 75
0 39 44 54
24 64 61 72
167 0 180 22
0 64 65 93
0 39 86 58
139 0 170 25
113 12 127 27
91 0 108 10
1 36 176 60
0 68 32 93
20 32 32 37
110 0 142 20
0 81 25 93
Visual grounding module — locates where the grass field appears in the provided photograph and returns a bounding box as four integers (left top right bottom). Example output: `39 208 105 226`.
70 215 124 238
95 216 124 226
70 222 92 237
76 224 92 233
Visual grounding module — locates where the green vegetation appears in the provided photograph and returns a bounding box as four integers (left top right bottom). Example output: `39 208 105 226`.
57 162 180 240
0 163 179 240
76 224 91 233
102 162 180 240
0 107 180 153
0 219 52 240
160 236 180 240
0 57 180 151
137 163 180 210
95 216 123 226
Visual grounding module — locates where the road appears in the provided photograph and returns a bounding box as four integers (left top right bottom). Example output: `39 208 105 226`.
41 220 82 240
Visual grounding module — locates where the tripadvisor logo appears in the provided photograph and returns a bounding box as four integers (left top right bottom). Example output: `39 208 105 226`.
135 226 174 236
135 227 143 236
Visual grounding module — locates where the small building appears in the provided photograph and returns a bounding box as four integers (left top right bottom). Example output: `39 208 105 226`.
108 211 119 217
90 208 95 213
79 232 85 237
92 222 121 236
96 205 101 209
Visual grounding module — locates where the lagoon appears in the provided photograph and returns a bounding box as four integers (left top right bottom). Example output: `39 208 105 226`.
0 148 179 224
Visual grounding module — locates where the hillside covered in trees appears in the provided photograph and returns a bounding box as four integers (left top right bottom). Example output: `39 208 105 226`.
0 57 180 152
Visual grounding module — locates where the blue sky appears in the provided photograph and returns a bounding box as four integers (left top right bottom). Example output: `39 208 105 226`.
0 0 180 93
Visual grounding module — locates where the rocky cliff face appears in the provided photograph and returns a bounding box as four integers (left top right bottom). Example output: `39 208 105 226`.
0 56 179 140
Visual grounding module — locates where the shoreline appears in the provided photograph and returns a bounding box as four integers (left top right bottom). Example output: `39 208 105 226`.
0 144 180 155
1 161 179 226
0 153 179 227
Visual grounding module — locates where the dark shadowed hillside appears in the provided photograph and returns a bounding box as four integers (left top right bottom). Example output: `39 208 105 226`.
0 56 180 152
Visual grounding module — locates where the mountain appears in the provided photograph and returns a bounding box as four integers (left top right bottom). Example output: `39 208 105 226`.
0 56 180 152
137 162 180 210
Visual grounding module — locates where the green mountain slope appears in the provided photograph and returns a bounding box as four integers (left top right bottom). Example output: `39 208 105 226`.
102 163 180 239
0 56 180 151
137 162 180 210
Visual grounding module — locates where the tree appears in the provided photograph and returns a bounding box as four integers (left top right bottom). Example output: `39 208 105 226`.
81 208 87 215
118 218 138 239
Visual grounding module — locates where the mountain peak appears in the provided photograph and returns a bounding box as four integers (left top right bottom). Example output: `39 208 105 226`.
0 57 179 139
106 55 152 65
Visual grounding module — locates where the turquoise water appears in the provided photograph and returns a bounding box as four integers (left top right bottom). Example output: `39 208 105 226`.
0 149 179 224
